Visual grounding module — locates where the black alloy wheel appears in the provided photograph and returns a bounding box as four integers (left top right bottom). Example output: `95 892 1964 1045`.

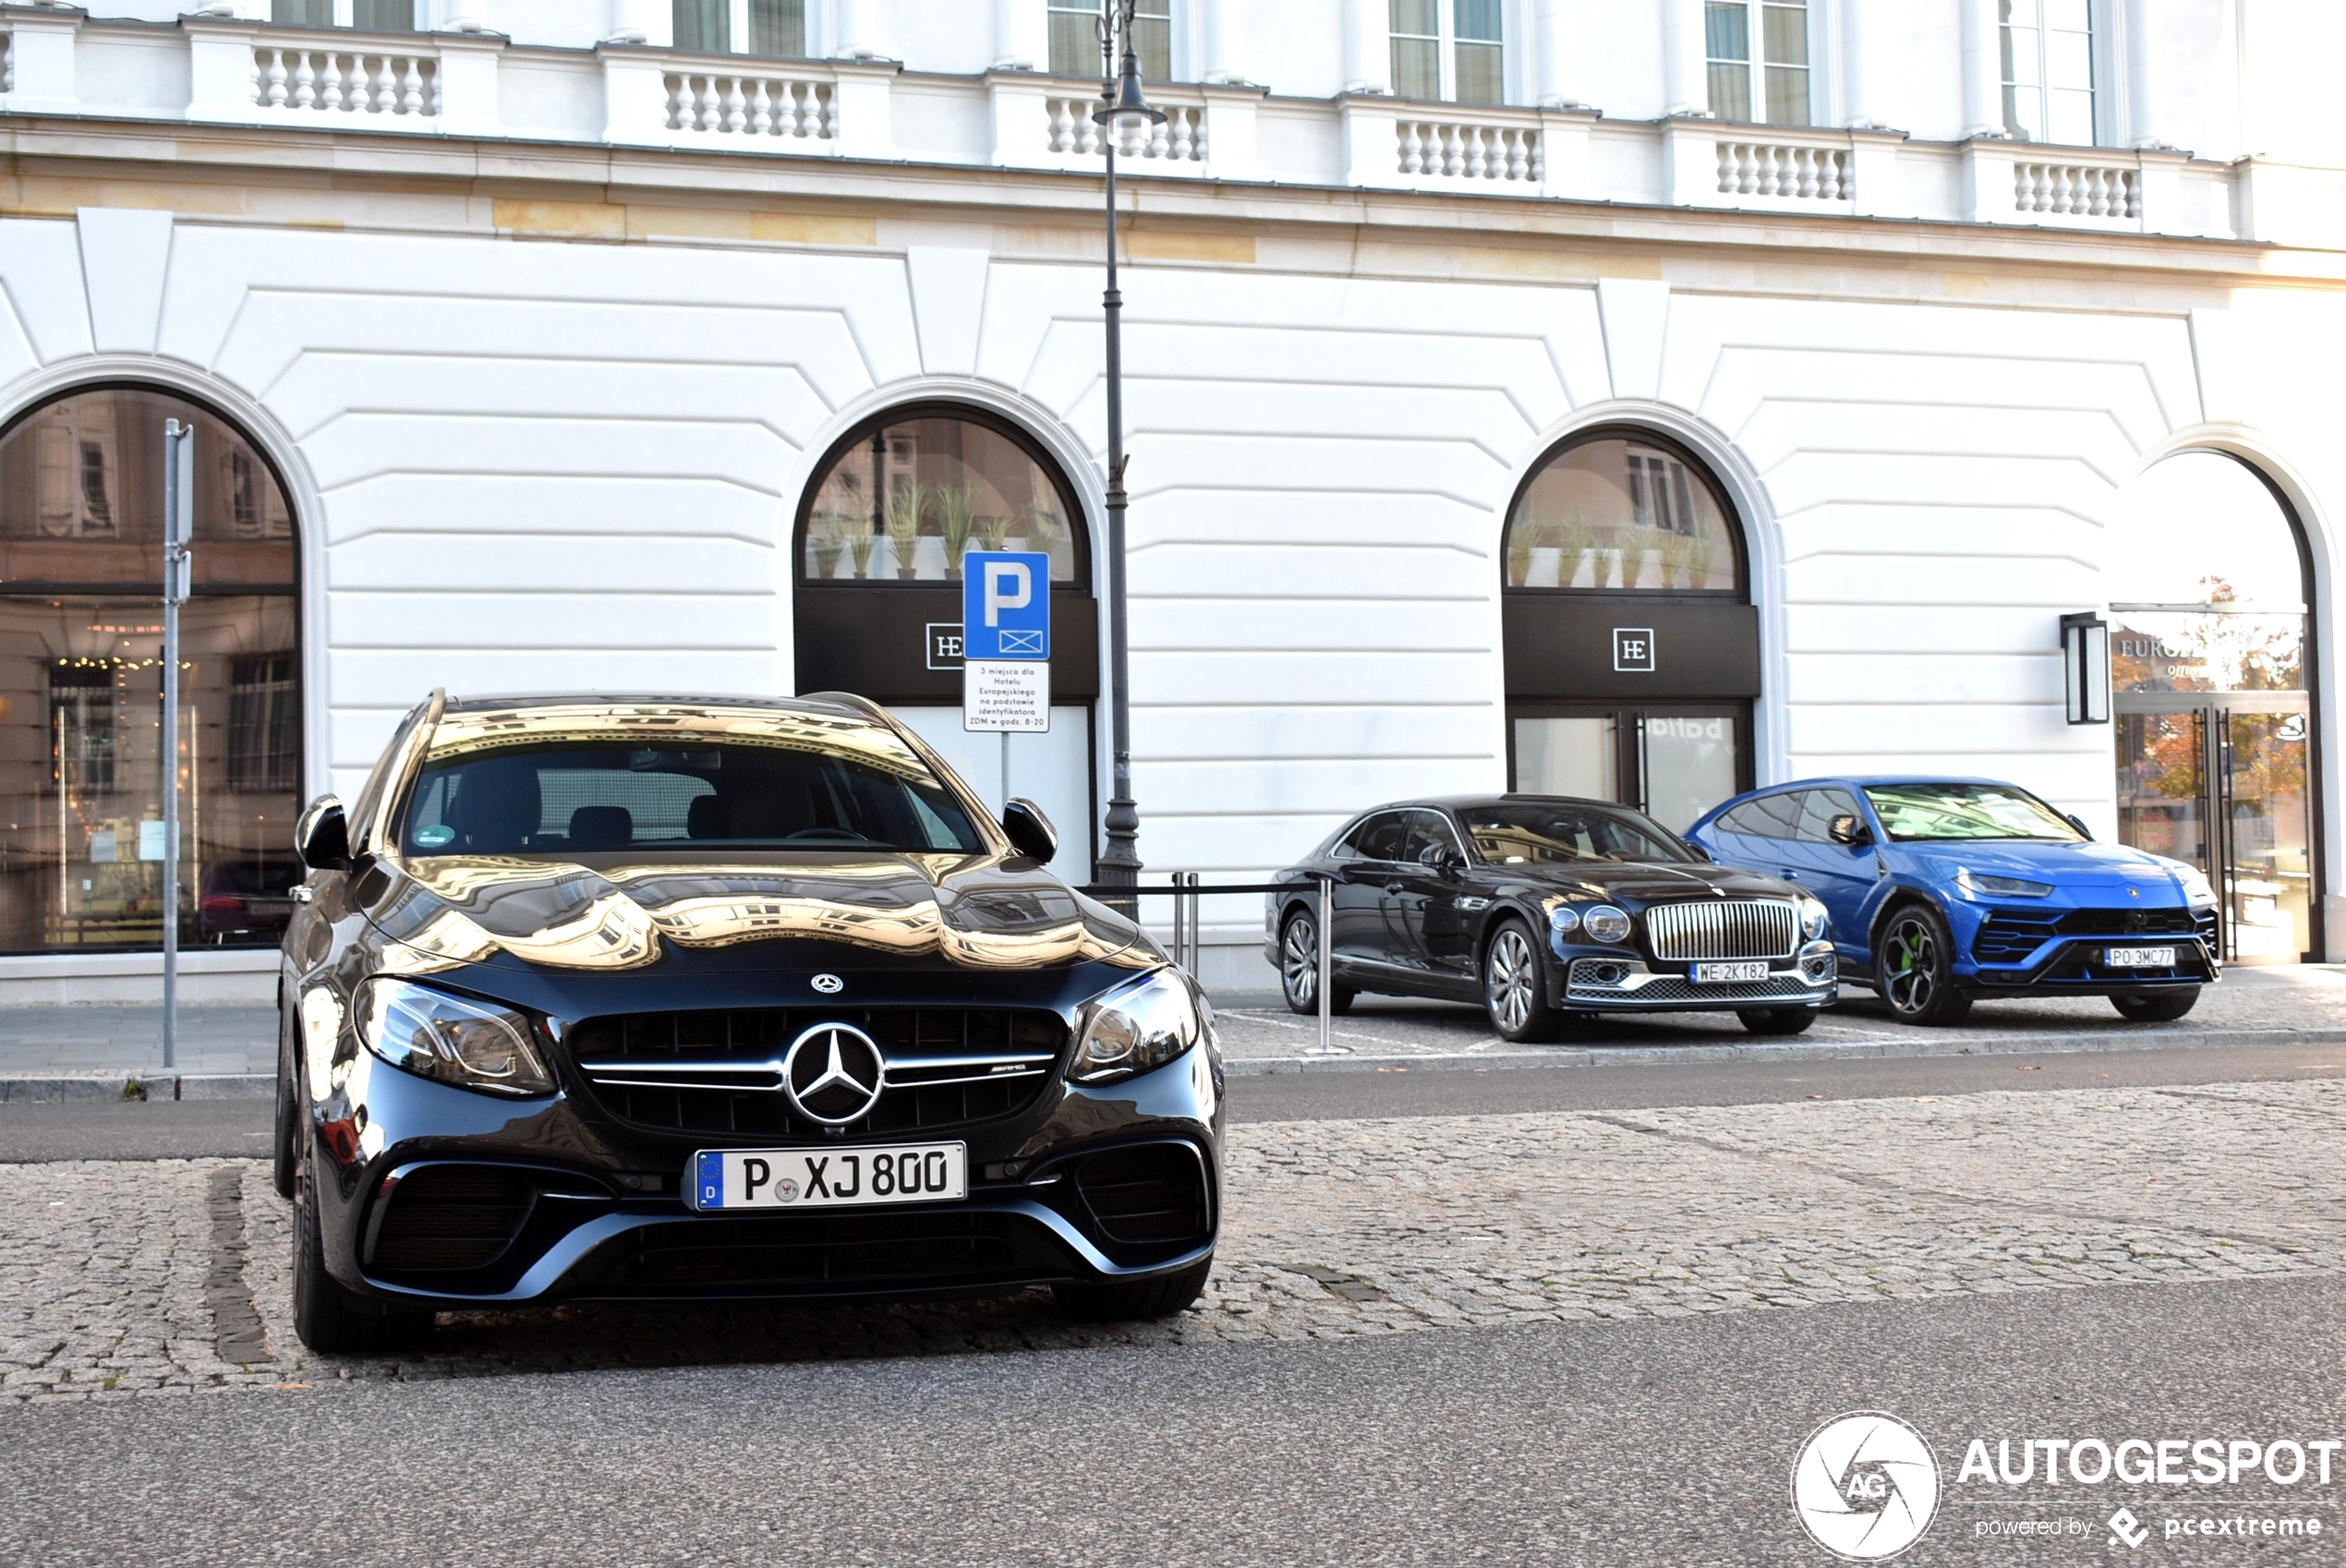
2110 986 2201 1023
1482 918 1565 1043
291 1100 435 1356
1737 1006 1819 1036
1280 910 1354 1017
1874 903 1972 1026
1054 1258 1214 1321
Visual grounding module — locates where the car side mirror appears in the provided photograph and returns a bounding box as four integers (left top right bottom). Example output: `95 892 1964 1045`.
1000 797 1058 863
1828 814 1873 848
296 793 351 872
1683 841 1712 862
2064 814 2094 841
1419 843 1466 874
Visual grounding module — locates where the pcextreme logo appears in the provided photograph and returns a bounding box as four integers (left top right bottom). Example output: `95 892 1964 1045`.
1791 1412 1943 1562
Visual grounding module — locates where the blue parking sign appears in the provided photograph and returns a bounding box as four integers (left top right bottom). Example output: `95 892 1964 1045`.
961 551 1049 661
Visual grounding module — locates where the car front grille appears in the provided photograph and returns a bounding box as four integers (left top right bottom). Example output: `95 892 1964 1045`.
1075 1144 1212 1249
369 1165 536 1272
1643 899 1799 961
1566 959 1827 1005
1972 906 2212 965
567 1007 1066 1139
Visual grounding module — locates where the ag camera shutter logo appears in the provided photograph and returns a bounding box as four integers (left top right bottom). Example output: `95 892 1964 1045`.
1791 1412 1941 1561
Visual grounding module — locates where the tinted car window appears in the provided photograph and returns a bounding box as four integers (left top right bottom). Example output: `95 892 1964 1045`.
1461 801 1696 864
1863 782 2084 843
1350 812 1413 862
1402 809 1464 864
1716 792 1803 838
401 735 984 856
1794 789 1863 844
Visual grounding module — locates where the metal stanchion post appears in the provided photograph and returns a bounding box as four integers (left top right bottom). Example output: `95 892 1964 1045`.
1302 873 1348 1056
160 420 192 1073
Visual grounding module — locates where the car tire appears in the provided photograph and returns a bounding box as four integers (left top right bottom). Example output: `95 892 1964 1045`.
1054 1258 1213 1321
272 1007 299 1202
1737 1006 1819 1036
1279 910 1354 1017
1482 919 1565 1043
2110 987 2200 1023
1873 904 1972 1026
292 1129 434 1356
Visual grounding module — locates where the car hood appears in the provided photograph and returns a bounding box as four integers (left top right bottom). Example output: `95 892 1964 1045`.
357 850 1158 977
1901 839 2189 887
1497 859 1798 903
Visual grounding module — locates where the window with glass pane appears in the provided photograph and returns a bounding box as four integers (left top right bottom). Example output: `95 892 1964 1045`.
749 0 805 56
1505 438 1740 592
801 414 1082 586
272 0 333 24
673 0 729 54
1705 2 1752 122
1453 0 1503 105
1391 0 1441 100
352 0 415 29
0 388 301 955
1048 0 1170 79
2001 0 2097 144
1761 1 1808 125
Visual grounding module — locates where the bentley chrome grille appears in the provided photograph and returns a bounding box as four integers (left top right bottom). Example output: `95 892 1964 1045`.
1643 899 1799 961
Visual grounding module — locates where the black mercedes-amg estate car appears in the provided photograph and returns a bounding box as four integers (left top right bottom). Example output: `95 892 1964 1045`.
1266 795 1837 1041
276 692 1220 1352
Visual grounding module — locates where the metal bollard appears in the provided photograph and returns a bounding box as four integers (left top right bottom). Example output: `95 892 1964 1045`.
1302 873 1348 1056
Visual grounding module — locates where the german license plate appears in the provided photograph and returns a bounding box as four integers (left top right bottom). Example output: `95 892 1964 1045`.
2106 947 2177 969
1693 960 1771 983
686 1142 966 1212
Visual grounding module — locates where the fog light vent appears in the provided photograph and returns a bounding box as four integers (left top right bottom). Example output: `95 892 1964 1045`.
370 1165 534 1272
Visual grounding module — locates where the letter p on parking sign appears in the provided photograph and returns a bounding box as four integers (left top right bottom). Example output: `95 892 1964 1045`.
962 551 1049 660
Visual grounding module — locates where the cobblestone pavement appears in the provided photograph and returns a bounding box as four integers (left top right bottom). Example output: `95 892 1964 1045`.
1215 961 2346 1064
5 1076 2342 1405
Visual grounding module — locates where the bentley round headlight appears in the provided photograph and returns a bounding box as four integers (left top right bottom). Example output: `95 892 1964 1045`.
1797 896 1830 941
1549 905 1582 937
1582 905 1632 945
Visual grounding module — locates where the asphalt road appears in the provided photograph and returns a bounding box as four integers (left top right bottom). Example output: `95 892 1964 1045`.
8 1039 2343 1159
5 1273 2340 1566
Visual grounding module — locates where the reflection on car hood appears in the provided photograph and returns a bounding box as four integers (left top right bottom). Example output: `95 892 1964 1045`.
1903 840 2186 886
359 850 1156 975
1500 860 1796 902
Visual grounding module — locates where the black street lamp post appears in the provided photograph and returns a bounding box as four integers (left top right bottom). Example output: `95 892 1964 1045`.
1091 3 1163 898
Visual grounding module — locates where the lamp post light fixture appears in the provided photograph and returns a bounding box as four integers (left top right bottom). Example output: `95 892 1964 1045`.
1091 1 1165 899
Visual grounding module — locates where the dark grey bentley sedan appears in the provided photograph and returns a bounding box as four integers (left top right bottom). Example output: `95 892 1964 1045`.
1266 795 1837 1042
276 692 1220 1352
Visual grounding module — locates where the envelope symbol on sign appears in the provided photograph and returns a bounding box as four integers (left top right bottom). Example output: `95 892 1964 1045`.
998 630 1045 655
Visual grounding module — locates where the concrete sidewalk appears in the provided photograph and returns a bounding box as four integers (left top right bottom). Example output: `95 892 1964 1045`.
4 965 2344 1098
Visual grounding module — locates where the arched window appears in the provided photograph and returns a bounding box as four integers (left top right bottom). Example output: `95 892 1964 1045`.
2113 451 2320 961
0 386 300 954
1501 428 1756 830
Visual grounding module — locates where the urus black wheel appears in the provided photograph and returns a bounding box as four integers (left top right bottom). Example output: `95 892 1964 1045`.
1874 904 1971 1026
2110 987 2200 1023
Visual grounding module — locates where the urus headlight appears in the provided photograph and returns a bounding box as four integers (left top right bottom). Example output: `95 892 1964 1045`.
2176 866 2219 908
1953 868 2052 900
1072 969 1203 1084
358 978 555 1097
1581 905 1632 944
1797 896 1830 941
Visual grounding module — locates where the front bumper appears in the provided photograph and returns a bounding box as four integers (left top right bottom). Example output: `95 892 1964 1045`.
1554 943 1838 1011
306 1037 1223 1310
1961 937 2220 994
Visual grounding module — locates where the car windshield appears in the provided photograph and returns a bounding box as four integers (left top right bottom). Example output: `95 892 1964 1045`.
399 712 986 857
1861 783 2083 843
1459 800 1697 864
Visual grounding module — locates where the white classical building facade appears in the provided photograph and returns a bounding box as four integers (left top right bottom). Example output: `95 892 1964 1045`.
0 0 2341 997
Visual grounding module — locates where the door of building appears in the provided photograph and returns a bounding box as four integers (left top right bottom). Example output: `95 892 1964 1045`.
2117 699 2313 963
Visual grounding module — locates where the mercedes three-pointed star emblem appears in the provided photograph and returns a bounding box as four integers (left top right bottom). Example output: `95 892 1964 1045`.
781 1022 886 1126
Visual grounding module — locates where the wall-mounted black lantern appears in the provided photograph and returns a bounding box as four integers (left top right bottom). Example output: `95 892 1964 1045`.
2061 611 2110 725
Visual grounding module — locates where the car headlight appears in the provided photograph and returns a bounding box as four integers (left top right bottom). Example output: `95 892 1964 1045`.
357 978 555 1097
1549 905 1581 937
1953 868 2052 900
1582 905 1632 944
1071 968 1203 1084
2176 866 2219 908
1797 896 1830 941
